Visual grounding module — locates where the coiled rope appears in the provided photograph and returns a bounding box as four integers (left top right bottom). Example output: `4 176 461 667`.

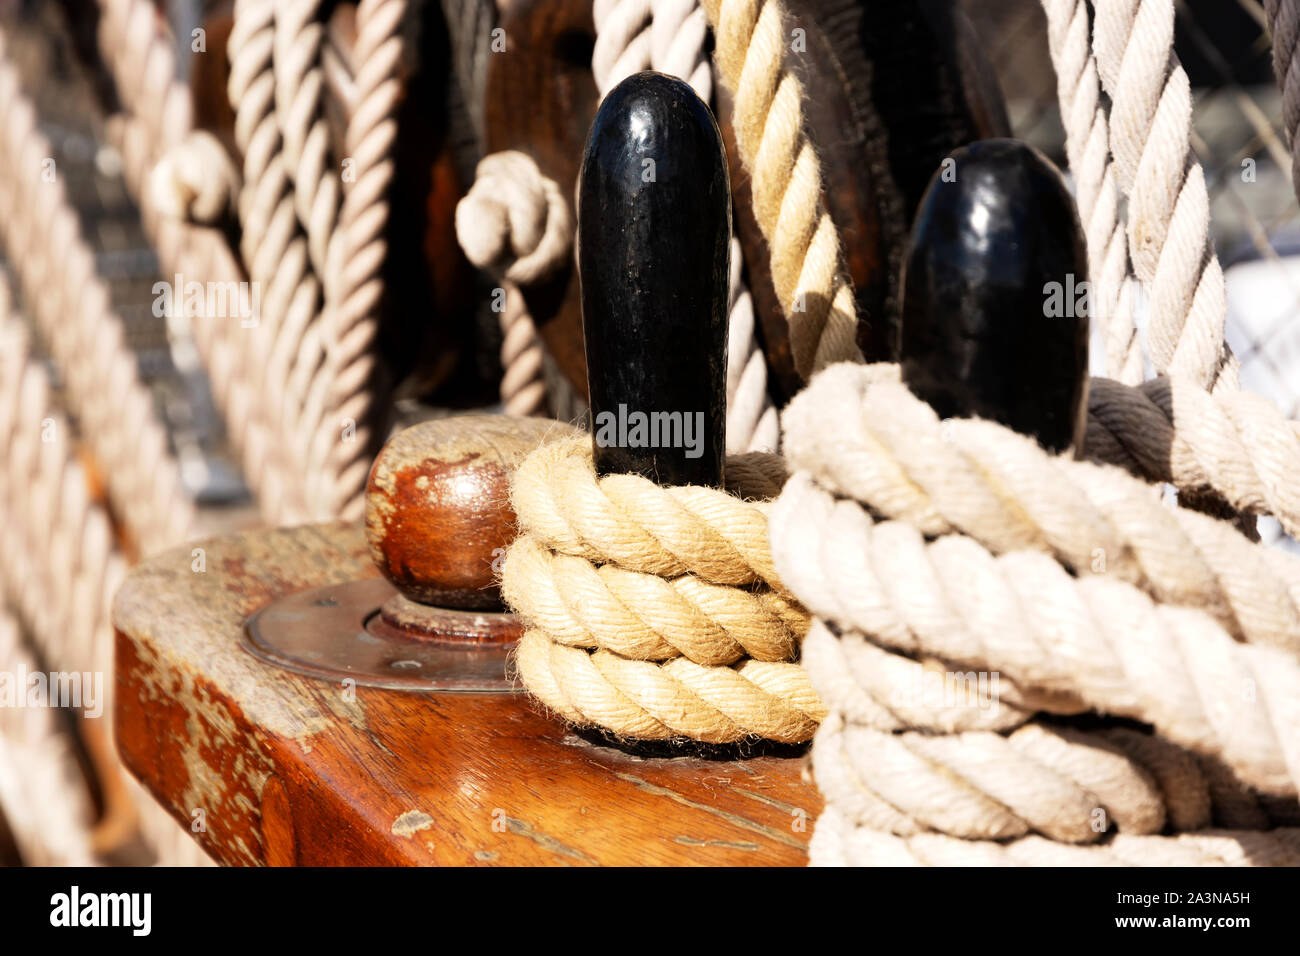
655 0 1300 863
504 435 824 743
773 368 1300 865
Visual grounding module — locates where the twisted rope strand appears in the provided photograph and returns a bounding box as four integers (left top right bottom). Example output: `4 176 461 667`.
1085 375 1300 537
645 0 778 451
1265 0 1300 201
502 534 807 665
782 364 1300 652
316 0 408 520
1041 0 1141 383
274 0 341 277
515 629 825 743
510 435 790 589
1092 0 1238 393
0 33 194 553
700 0 862 378
772 474 1300 798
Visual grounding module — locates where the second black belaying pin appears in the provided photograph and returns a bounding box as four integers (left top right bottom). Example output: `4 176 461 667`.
578 72 730 487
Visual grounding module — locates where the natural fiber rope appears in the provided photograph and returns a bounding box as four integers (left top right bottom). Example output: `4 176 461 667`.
652 0 712 102
502 534 807 665
772 362 1300 864
274 0 341 279
315 0 408 520
509 434 789 588
505 434 823 742
593 0 653 96
812 805 1300 866
784 365 1300 652
1092 0 1239 394
229 0 324 522
1041 0 1141 384
0 302 118 866
85 0 309 864
699 0 862 379
149 130 241 226
97 0 303 523
0 32 194 554
456 150 571 416
773 475 1300 798
587 0 779 449
1264 1 1300 203
0 613 97 866
514 630 824 743
1085 375 1300 538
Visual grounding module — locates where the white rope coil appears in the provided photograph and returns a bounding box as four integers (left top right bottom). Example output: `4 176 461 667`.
772 364 1300 865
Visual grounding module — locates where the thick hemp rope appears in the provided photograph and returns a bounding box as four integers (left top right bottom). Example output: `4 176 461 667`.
229 0 327 522
503 435 824 743
316 0 409 521
0 612 97 866
699 0 862 379
783 365 1300 653
1093 0 1239 394
0 295 120 865
0 31 193 554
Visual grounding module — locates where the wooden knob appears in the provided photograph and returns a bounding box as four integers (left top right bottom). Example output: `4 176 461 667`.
578 72 730 488
899 139 1089 453
365 414 577 610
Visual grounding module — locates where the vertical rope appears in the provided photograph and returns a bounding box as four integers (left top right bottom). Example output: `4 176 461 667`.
699 0 863 379
1041 0 1142 385
1264 0 1300 202
315 0 407 520
1092 0 1239 394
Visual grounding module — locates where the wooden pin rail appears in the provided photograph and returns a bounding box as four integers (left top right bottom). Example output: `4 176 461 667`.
113 523 819 866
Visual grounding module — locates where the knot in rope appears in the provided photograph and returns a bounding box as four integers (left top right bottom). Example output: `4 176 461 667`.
148 130 240 226
455 151 573 287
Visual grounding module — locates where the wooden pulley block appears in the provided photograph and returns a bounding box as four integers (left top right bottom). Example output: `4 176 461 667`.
718 0 1010 399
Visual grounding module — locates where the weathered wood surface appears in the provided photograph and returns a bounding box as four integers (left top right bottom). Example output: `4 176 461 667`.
113 522 819 866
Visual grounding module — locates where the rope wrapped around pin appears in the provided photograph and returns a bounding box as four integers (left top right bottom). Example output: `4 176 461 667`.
501 72 825 744
504 435 824 743
772 364 1300 865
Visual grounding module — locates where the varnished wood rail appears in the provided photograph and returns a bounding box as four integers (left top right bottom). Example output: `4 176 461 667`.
112 522 819 866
